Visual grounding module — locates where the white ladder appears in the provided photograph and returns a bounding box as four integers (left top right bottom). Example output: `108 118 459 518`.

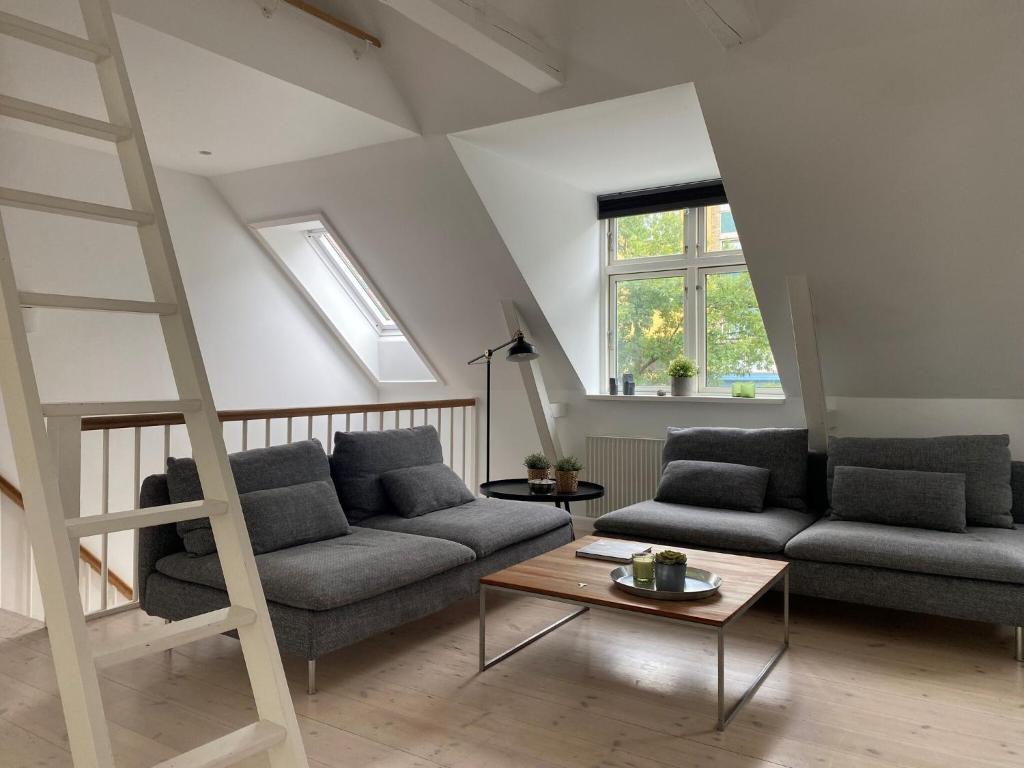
0 3 310 767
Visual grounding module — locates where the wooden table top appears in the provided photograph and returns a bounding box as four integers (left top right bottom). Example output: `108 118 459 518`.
481 535 788 627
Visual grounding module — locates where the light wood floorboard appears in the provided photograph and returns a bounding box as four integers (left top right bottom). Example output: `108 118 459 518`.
0 591 1021 768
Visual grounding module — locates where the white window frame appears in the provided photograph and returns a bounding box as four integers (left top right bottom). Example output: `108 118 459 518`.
305 228 400 336
601 204 767 394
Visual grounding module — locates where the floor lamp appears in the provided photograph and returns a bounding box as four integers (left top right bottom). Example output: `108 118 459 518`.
467 330 539 483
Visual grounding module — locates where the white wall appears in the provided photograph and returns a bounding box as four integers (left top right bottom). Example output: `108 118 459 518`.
112 0 418 133
450 136 599 392
213 135 582 479
0 128 378 591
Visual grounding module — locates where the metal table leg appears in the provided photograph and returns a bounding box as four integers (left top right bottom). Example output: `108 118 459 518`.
716 570 790 730
479 585 589 672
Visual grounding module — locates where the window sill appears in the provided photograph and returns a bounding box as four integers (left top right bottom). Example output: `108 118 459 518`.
585 393 786 405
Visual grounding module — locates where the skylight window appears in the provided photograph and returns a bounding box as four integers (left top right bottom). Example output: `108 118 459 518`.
305 229 397 335
252 215 437 385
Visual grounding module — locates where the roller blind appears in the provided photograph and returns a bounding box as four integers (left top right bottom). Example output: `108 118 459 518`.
597 180 727 220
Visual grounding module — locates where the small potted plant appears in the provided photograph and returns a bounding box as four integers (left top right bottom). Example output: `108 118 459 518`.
554 455 583 493
654 549 688 591
523 452 551 481
667 356 698 397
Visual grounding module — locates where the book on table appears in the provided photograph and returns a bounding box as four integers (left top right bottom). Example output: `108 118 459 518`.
575 539 652 563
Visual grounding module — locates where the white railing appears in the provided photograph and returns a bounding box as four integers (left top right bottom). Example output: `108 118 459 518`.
0 398 477 620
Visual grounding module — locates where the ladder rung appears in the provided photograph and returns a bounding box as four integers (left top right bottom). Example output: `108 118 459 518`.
0 11 110 62
0 187 153 226
150 721 287 768
93 606 256 667
66 499 226 538
19 292 176 315
41 399 202 418
0 94 131 142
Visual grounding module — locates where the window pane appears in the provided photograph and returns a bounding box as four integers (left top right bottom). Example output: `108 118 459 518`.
614 275 685 387
704 204 741 252
704 270 779 390
614 210 686 260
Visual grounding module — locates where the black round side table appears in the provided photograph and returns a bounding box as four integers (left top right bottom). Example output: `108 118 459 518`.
479 478 605 516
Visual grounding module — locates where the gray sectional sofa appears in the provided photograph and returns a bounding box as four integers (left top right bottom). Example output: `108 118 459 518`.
137 426 572 692
595 428 1024 659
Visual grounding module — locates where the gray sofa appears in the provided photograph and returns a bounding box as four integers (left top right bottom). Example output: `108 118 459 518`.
138 426 572 692
595 428 1024 659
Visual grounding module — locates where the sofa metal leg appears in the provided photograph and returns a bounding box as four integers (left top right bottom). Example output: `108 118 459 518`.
307 659 317 695
164 619 172 661
1016 627 1023 662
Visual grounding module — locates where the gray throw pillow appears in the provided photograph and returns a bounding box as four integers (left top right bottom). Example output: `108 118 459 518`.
830 466 967 533
179 480 350 556
654 459 770 513
827 435 1013 529
168 439 349 555
380 463 475 518
663 427 809 511
330 426 444 522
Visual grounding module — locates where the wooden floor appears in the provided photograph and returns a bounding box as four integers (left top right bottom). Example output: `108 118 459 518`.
1 592 1022 768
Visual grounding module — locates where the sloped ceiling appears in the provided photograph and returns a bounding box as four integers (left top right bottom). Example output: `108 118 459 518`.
0 0 417 175
697 0 1024 398
322 0 726 134
451 83 729 395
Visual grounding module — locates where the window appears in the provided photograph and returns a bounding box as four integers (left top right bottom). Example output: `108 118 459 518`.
604 204 779 393
253 216 437 383
306 229 398 335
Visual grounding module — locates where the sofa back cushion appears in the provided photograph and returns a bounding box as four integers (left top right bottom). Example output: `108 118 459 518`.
830 466 967 533
330 425 444 522
827 435 1013 529
381 463 475 518
655 459 770 513
167 439 348 555
1012 462 1024 524
663 427 809 511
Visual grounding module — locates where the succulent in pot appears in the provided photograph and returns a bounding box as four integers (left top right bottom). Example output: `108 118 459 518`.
654 549 689 591
523 452 552 481
554 455 583 493
667 356 698 397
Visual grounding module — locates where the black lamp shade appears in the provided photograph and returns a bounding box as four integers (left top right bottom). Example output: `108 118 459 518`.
506 335 539 362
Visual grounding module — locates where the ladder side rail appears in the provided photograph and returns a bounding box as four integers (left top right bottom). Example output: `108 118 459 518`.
0 217 115 768
77 4 310 766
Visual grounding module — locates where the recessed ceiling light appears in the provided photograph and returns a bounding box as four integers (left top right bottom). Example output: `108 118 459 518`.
198 150 213 156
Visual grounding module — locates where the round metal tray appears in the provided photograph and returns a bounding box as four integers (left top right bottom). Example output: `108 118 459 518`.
610 565 722 601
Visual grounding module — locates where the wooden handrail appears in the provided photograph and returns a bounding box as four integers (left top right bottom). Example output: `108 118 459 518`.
78 544 133 600
282 0 382 47
0 472 23 508
0 471 134 601
79 397 477 432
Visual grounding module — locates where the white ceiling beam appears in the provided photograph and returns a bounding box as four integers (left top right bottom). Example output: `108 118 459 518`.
378 0 564 93
685 0 761 49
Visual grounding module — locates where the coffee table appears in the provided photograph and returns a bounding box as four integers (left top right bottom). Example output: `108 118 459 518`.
478 535 789 730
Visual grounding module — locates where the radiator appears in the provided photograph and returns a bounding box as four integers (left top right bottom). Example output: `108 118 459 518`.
584 436 665 518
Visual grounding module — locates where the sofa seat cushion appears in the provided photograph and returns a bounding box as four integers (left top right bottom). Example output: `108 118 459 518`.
358 498 571 558
785 520 1024 585
154 527 475 611
594 501 817 554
